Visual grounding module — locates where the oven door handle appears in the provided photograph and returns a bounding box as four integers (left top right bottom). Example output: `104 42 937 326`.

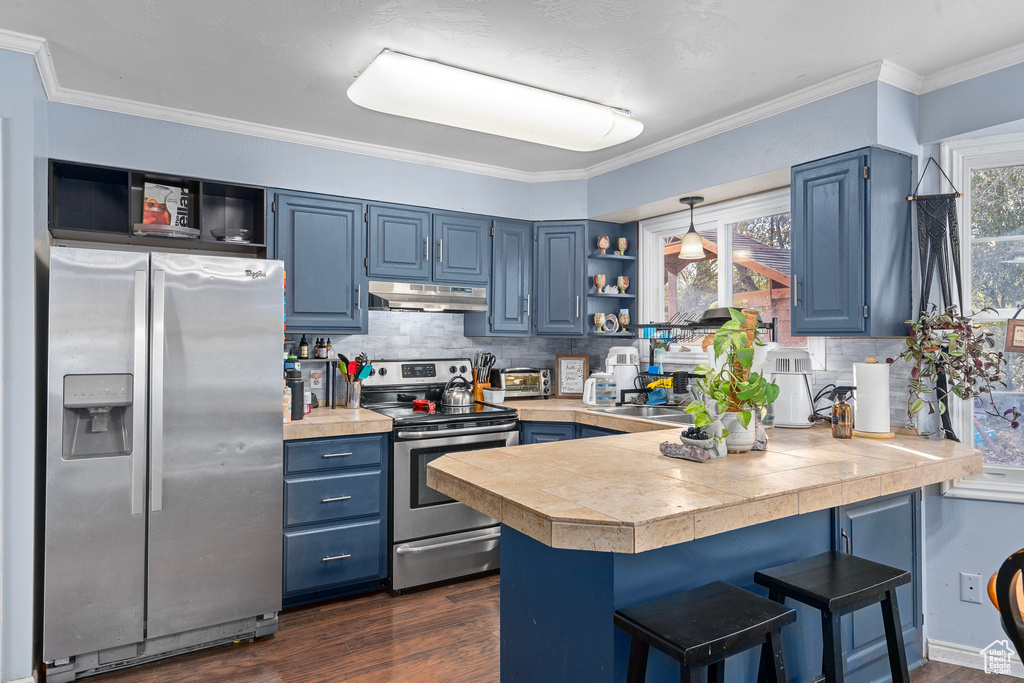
395 530 501 555
396 421 519 440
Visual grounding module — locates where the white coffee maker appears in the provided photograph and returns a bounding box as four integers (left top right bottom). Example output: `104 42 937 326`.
605 346 640 404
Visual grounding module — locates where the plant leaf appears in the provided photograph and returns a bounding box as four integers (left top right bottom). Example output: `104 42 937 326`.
728 307 746 323
738 410 752 428
910 398 924 414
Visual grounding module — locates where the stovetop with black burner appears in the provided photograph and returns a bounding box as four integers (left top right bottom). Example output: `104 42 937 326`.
361 357 518 428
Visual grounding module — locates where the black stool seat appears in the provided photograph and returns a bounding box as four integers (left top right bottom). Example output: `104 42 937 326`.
614 581 796 683
754 551 910 613
755 551 912 683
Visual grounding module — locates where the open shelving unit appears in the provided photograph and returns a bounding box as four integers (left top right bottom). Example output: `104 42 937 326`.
584 221 638 338
49 160 267 254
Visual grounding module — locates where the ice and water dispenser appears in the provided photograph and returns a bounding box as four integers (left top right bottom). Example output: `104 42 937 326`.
62 374 133 459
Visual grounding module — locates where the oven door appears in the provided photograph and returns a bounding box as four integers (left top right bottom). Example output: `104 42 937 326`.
392 421 518 544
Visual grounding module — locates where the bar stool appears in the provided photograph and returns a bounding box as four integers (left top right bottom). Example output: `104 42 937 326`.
613 580 796 683
754 551 911 683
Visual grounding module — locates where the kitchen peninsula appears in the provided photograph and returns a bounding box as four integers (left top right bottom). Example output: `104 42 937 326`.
428 416 982 683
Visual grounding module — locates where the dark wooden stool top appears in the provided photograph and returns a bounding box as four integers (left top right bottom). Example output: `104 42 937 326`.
614 581 796 667
754 551 910 612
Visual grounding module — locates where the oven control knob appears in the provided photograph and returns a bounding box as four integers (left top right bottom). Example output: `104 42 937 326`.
377 367 387 377
460 365 468 374
449 365 458 374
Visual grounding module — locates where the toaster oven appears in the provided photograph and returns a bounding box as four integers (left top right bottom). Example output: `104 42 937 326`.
489 368 552 398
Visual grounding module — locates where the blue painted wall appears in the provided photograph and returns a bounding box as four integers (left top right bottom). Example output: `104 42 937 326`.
919 62 1024 144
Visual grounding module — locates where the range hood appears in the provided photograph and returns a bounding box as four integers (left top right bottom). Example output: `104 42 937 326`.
368 281 487 313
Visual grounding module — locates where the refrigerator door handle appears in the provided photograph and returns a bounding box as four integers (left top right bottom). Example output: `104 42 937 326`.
150 269 165 512
131 270 148 515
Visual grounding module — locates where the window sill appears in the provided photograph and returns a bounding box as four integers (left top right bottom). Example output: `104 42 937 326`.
942 466 1024 503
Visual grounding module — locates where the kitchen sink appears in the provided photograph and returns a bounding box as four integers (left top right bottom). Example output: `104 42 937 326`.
588 405 694 424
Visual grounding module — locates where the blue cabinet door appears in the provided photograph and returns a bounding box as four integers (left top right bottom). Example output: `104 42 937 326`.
275 192 366 333
837 490 923 680
433 212 491 285
535 222 585 336
367 204 432 281
577 425 622 439
521 422 577 444
490 219 533 334
791 152 866 335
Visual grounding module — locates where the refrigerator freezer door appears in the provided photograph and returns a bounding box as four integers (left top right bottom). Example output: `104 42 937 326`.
146 252 284 639
43 247 149 661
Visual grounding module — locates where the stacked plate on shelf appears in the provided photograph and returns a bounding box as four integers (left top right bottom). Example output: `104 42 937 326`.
133 223 200 239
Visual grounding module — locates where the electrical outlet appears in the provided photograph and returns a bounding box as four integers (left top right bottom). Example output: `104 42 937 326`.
960 572 983 604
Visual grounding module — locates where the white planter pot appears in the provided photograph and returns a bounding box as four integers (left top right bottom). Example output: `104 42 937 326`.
722 412 756 453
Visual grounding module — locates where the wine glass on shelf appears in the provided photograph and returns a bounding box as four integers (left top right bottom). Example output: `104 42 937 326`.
616 275 629 294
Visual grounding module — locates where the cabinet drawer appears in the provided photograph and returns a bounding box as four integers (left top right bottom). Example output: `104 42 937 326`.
284 471 381 527
284 434 385 474
283 520 382 594
521 421 577 444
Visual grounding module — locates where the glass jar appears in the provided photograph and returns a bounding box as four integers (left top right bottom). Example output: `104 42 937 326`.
594 372 617 407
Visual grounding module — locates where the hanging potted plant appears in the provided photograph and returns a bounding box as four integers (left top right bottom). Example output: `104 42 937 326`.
892 304 1020 439
685 308 780 452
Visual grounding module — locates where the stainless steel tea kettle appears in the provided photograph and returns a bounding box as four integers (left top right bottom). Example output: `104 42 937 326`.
441 375 475 407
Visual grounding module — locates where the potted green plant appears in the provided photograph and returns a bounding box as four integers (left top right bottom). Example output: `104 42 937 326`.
892 304 1020 439
685 308 780 452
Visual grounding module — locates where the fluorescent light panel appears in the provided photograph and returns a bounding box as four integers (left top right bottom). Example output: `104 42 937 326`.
348 50 643 152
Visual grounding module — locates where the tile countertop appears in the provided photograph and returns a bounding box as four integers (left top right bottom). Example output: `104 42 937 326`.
427 404 982 554
283 406 392 441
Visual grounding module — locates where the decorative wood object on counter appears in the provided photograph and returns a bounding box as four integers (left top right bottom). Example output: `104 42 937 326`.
428 424 981 554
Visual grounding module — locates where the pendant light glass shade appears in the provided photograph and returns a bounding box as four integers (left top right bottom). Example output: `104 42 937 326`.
677 196 706 260
348 50 643 152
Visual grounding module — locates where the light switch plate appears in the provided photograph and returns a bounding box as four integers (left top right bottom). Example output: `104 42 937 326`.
960 572 983 604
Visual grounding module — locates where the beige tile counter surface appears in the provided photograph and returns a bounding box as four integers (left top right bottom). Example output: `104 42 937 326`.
283 407 392 441
427 413 982 554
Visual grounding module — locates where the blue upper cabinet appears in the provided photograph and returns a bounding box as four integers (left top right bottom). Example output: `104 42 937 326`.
791 147 912 337
274 191 367 333
535 221 585 337
367 204 432 281
433 212 491 285
479 219 533 335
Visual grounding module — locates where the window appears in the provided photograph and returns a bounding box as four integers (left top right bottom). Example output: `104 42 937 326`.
642 189 807 349
941 134 1024 501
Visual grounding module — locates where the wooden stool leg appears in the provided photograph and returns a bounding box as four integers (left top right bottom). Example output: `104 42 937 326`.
707 660 725 683
757 629 787 683
881 589 911 683
626 636 650 683
681 664 702 683
821 611 845 683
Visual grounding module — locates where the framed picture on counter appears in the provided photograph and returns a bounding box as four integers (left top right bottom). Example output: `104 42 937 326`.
555 354 589 398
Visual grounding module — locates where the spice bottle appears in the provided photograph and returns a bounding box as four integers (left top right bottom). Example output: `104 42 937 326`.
298 335 309 359
830 386 855 439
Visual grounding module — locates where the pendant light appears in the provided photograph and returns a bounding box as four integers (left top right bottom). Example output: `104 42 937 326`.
677 196 706 260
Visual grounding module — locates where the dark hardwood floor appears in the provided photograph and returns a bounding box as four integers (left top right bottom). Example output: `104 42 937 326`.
87 574 1006 682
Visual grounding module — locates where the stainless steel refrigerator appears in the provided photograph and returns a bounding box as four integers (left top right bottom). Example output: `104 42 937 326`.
43 247 284 681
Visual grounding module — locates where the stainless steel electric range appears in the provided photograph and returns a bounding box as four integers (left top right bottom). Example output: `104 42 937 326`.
361 358 519 592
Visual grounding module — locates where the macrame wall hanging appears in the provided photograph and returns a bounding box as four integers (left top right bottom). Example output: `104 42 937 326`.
908 157 964 315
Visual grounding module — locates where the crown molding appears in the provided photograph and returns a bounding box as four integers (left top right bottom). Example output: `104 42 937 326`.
920 41 1024 93
3 25 1022 183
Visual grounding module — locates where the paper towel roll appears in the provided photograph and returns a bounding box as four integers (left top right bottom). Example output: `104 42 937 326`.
853 360 890 434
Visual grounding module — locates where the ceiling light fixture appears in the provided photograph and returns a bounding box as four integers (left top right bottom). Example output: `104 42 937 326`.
347 50 643 152
677 196 706 260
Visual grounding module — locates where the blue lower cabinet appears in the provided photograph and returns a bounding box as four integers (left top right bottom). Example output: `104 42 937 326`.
576 425 622 439
521 421 577 444
283 520 383 595
282 434 388 605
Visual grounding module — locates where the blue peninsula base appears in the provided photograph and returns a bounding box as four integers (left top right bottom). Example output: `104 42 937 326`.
499 501 922 682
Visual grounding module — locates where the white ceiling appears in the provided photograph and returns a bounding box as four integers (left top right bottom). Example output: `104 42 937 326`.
2 0 1024 175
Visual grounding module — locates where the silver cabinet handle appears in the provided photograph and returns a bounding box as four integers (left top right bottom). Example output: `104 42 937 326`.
792 276 799 307
395 531 500 555
438 238 443 263
576 295 580 318
525 293 531 318
322 553 351 562
322 495 351 503
356 284 361 310
131 270 148 516
424 237 429 261
150 269 165 513
322 452 352 458
841 528 851 554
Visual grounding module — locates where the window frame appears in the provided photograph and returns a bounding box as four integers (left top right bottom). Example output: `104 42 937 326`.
638 188 826 368
940 132 1024 502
